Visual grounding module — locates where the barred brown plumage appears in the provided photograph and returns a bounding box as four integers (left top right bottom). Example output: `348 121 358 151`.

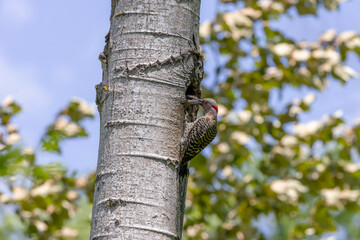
180 97 218 171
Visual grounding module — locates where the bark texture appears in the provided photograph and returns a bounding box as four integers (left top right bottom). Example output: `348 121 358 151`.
91 0 202 239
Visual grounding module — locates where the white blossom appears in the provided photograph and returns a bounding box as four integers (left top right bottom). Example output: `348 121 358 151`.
294 120 323 137
254 115 264 124
199 21 212 38
312 49 340 65
303 93 316 105
46 205 56 215
271 2 285 12
318 62 332 73
222 165 233 178
236 232 245 240
31 180 61 197
34 220 48 232
272 120 281 128
251 103 261 113
258 0 273 11
23 147 34 155
354 118 360 126
316 164 326 172
332 124 346 137
305 228 316 236
345 37 360 49
298 67 311 77
223 11 253 40
6 133 21 145
291 98 301 105
321 189 339 206
333 109 343 118
2 95 14 107
71 98 95 116
298 41 309 48
62 200 76 217
56 227 78 238
264 67 283 80
0 144 5 151
238 110 252 123
231 131 250 145
344 163 359 173
272 145 295 158
66 190 78 201
240 8 262 19
217 142 230 153
251 46 260 57
281 135 298 147
270 179 308 203
78 100 95 116
320 29 337 42
289 105 302 117
54 118 68 130
75 177 88 188
187 224 201 237
64 122 81 136
218 104 228 116
292 49 311 61
336 31 357 45
272 43 294 56
334 65 358 81
6 124 18 133
321 188 360 207
13 186 28 200
0 194 11 203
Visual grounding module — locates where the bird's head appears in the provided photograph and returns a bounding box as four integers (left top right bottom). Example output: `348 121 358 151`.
201 98 218 114
184 96 218 114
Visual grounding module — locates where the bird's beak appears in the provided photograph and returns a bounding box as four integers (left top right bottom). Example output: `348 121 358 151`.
188 95 203 104
183 95 202 107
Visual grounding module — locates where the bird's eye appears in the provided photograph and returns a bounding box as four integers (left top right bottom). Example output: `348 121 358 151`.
212 105 218 113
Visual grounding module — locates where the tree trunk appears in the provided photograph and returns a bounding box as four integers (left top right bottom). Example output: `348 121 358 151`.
90 0 203 239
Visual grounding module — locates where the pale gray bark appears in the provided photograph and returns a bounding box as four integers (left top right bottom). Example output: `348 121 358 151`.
91 0 203 239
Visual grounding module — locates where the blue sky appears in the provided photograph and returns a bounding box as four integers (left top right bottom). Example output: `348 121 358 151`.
0 0 359 174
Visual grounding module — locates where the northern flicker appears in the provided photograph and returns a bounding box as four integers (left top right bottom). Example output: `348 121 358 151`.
180 96 218 173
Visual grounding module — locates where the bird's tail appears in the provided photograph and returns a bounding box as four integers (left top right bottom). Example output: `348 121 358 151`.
178 162 189 177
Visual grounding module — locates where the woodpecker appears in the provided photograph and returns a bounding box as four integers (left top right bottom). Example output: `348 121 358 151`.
180 96 218 173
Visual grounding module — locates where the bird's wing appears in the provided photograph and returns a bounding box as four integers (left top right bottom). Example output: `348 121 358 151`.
180 116 214 165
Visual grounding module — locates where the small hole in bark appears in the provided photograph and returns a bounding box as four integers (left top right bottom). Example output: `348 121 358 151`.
185 85 196 97
185 85 200 122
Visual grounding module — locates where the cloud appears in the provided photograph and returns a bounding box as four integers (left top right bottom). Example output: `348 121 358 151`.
0 0 34 24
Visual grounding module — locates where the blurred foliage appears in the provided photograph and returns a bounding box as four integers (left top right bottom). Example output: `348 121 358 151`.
2 0 360 240
183 0 360 240
41 99 95 153
0 97 95 240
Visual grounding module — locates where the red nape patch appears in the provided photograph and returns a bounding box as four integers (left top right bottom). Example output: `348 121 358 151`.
212 105 218 113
